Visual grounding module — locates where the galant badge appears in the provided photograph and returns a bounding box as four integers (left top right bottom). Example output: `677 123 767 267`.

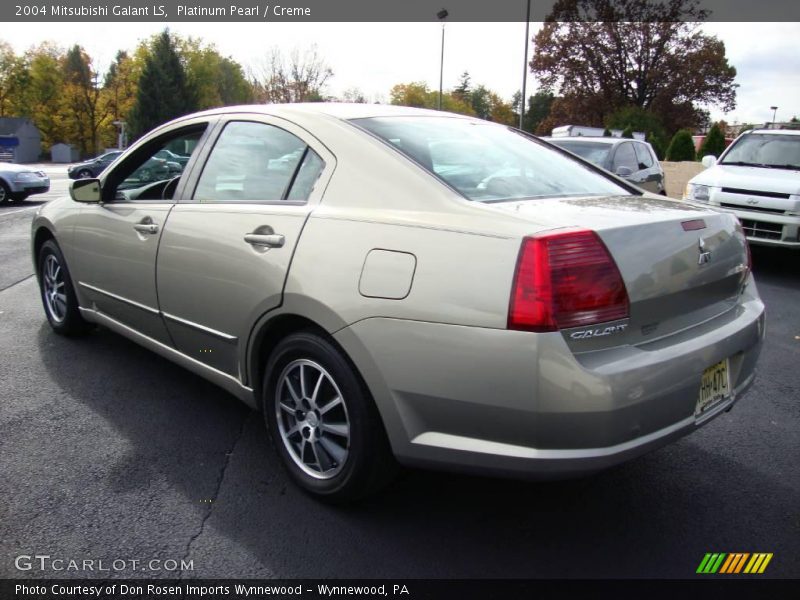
698 237 712 265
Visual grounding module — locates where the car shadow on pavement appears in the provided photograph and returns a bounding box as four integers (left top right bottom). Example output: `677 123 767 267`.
0 199 47 210
751 245 799 290
32 318 798 579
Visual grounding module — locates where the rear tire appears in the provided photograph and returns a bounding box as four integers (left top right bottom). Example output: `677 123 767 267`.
38 240 93 336
263 331 396 502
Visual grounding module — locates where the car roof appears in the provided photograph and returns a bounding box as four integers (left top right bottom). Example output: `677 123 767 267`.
188 102 474 122
745 128 800 136
543 137 639 145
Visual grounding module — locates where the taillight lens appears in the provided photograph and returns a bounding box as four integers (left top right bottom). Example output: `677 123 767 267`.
508 229 630 332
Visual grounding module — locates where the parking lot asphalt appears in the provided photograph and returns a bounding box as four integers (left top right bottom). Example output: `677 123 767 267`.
0 173 798 579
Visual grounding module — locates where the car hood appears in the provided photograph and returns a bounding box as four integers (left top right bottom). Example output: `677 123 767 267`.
690 164 800 195
0 162 38 173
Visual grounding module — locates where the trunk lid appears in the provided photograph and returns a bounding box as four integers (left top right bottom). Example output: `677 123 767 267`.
493 195 749 350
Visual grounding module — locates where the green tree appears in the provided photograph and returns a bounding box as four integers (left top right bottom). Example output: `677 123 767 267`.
666 129 696 161
22 42 67 149
104 50 142 148
647 131 667 161
0 42 29 118
128 30 197 139
513 91 555 133
699 123 726 158
621 125 634 139
389 82 474 115
531 0 738 134
62 45 111 156
180 37 252 109
453 71 471 103
603 128 612 137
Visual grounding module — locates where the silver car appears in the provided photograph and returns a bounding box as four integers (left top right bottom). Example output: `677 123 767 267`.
0 162 50 203
31 104 765 501
545 136 667 195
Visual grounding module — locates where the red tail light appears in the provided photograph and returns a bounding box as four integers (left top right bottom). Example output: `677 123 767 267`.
508 229 630 332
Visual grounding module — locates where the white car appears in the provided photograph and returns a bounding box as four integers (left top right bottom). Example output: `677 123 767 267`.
684 128 800 248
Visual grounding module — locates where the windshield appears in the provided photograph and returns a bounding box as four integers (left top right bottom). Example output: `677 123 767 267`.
549 140 612 166
720 133 800 169
352 117 631 202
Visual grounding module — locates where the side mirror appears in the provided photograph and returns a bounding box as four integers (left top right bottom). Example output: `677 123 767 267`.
701 155 717 168
615 166 633 178
70 178 101 203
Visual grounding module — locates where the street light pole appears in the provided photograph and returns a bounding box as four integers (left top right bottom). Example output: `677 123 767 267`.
437 9 448 110
519 0 531 130
770 106 778 125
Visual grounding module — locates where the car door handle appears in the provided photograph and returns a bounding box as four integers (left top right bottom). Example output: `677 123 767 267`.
133 222 159 235
244 233 285 248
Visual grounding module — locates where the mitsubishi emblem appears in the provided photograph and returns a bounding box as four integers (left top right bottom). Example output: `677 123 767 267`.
698 237 712 265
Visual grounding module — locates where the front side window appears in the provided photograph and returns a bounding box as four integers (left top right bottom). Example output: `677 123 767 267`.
352 117 630 202
612 143 638 172
549 140 612 167
720 133 800 169
633 142 655 169
105 126 206 201
194 121 320 203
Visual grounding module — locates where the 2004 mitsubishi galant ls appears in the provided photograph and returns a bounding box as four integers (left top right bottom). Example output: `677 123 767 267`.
31 104 765 501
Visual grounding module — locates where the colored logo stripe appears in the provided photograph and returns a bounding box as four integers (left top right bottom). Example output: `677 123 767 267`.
698 552 773 574
697 553 726 573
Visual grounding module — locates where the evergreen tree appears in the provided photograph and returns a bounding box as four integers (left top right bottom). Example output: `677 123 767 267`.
666 129 696 161
128 30 196 139
621 125 634 139
603 128 612 137
699 123 726 158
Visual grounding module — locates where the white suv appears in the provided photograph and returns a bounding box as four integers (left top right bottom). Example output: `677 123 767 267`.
684 128 800 248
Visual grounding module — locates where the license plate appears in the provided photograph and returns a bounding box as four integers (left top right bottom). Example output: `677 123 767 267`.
696 359 731 417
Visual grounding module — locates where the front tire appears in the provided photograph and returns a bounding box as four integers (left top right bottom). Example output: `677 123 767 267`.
38 240 92 336
263 331 396 502
0 180 11 203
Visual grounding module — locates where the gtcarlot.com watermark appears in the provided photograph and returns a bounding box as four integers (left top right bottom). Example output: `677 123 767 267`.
15 554 194 573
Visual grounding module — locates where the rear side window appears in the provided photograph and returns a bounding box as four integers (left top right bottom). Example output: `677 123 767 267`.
194 121 322 203
352 116 630 202
633 142 654 169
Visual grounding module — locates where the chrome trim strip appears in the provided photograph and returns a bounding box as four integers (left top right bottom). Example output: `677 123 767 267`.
78 307 255 408
78 281 160 315
411 417 695 460
162 311 238 342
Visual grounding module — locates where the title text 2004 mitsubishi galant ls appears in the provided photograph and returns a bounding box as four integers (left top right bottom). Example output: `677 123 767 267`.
31 104 765 501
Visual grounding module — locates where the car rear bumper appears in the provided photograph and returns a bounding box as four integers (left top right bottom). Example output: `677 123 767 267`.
334 278 765 478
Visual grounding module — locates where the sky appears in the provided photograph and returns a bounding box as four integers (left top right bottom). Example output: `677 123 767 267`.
2 21 799 126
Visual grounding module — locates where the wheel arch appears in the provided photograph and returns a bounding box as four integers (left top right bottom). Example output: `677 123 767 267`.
248 313 335 411
32 224 56 279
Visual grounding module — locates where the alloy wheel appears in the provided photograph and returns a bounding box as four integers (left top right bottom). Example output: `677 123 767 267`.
275 359 351 479
43 254 67 323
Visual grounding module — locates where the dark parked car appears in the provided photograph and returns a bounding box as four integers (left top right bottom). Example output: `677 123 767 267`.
545 137 666 195
153 148 191 168
67 151 123 179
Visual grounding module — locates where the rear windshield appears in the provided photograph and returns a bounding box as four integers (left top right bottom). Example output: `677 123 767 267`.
352 117 631 202
549 140 612 166
721 133 800 170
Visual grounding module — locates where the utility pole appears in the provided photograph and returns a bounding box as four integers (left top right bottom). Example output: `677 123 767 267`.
519 0 531 130
437 9 448 110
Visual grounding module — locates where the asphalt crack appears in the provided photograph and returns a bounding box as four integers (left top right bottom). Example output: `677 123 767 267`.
0 273 35 294
179 410 251 579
